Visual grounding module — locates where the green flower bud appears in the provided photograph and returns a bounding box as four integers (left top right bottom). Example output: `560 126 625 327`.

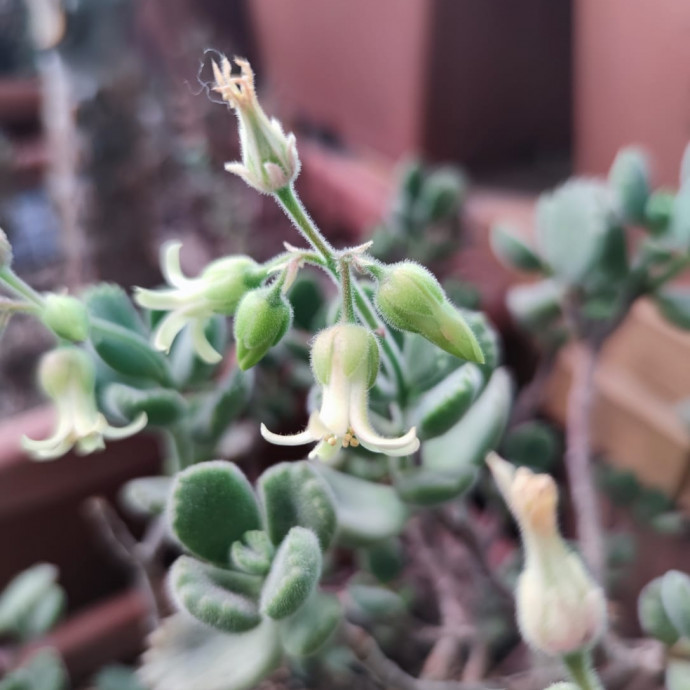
201 256 265 315
374 262 484 363
41 294 89 342
0 228 12 268
233 286 293 370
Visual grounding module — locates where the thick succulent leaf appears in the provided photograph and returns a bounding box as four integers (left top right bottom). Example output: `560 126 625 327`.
120 477 172 517
140 614 282 690
660 570 690 638
103 384 186 427
258 461 337 551
169 556 262 633
89 317 171 385
0 649 67 690
83 283 148 336
314 465 409 546
502 420 560 473
491 224 543 273
463 310 501 374
392 466 476 506
18 587 65 640
280 590 342 658
0 565 59 636
191 368 254 444
506 279 564 331
667 659 690 690
422 368 512 474
670 183 690 247
170 462 261 565
358 538 405 584
230 531 275 576
608 147 650 223
411 364 483 440
348 583 407 622
654 287 690 330
260 527 322 620
535 180 614 285
403 334 463 395
638 578 680 646
94 665 146 690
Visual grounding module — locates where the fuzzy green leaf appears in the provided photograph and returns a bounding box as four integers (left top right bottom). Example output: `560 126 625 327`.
358 539 405 584
259 461 337 551
103 384 186 427
83 283 148 336
491 224 543 273
0 649 67 690
411 364 483 440
392 467 476 506
535 180 613 285
94 665 145 690
0 565 60 638
506 279 564 331
670 183 690 247
230 531 275 577
169 556 262 633
120 477 171 517
89 317 171 385
280 590 342 658
422 367 512 474
260 527 322 620
170 462 261 565
314 465 409 546
638 578 680 646
140 615 282 690
655 287 690 330
348 583 407 622
502 420 560 473
608 147 650 223
661 570 690 638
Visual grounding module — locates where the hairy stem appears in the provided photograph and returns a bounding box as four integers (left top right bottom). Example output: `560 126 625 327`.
564 343 605 583
0 268 45 308
339 256 356 323
564 651 604 690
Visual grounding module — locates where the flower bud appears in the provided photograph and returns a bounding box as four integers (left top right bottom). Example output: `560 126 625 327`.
41 294 89 342
212 57 300 194
486 453 607 657
233 286 293 370
201 256 265 315
374 262 484 363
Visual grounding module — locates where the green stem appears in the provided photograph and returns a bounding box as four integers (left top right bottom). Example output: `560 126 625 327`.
564 651 604 690
272 184 408 398
0 268 45 308
274 185 336 270
339 256 356 323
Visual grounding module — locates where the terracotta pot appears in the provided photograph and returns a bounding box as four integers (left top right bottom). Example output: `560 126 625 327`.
248 0 571 170
574 0 690 185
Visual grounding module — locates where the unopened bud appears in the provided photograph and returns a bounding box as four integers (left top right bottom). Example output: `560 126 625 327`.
201 256 265 315
42 294 89 342
486 453 607 657
374 262 484 363
233 286 292 370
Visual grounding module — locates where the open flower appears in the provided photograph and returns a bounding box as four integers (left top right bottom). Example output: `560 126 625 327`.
134 241 264 363
22 348 147 461
261 324 419 461
212 56 300 194
486 453 606 656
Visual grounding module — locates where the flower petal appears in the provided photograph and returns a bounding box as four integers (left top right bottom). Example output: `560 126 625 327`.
190 318 223 364
133 287 184 311
260 423 316 447
21 430 73 461
102 412 148 440
153 310 189 354
160 241 192 289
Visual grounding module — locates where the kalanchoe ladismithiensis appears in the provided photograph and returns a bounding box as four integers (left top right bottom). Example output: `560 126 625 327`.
22 348 147 460
212 56 300 194
487 452 607 657
261 323 419 460
134 241 265 363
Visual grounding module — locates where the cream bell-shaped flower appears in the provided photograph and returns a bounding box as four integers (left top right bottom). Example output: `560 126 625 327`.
261 324 420 461
22 348 147 461
212 56 300 194
486 452 607 657
134 241 264 364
